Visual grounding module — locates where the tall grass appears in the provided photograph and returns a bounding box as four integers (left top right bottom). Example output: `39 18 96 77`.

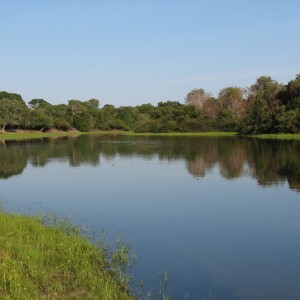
0 211 134 299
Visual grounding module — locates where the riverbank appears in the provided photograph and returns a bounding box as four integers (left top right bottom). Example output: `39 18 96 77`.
0 130 237 141
1 130 300 141
0 211 134 299
251 133 300 140
0 130 83 141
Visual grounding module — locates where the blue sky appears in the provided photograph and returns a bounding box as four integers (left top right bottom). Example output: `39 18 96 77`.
1 0 299 106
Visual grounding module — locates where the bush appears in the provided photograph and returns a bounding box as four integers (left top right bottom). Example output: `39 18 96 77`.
74 113 91 132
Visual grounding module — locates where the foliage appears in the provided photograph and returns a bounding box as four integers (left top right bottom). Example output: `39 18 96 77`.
74 112 91 132
239 75 295 134
0 92 27 131
0 91 24 103
1 74 300 134
28 99 50 109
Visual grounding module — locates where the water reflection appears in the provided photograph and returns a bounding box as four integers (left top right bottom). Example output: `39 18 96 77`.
0 135 300 191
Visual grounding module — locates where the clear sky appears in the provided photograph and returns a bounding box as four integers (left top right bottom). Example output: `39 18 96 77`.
1 0 299 107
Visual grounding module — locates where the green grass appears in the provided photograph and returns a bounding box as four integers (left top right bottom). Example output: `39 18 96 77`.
3 130 300 141
251 133 300 140
0 211 134 300
0 130 238 141
0 131 82 141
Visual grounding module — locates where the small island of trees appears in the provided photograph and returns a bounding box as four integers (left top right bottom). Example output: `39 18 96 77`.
1 74 300 134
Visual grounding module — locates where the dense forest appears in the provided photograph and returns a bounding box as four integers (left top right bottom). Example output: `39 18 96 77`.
1 74 300 134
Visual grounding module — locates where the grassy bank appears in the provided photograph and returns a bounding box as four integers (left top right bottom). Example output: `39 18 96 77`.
0 131 82 141
0 130 237 141
2 130 300 141
251 133 300 140
0 211 134 300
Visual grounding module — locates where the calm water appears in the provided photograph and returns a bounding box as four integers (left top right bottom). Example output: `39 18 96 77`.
0 135 300 299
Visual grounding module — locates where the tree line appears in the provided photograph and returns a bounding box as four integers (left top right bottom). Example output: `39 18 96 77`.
1 74 299 134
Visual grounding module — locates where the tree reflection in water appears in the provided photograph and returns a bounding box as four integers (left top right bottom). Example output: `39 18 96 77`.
0 135 299 191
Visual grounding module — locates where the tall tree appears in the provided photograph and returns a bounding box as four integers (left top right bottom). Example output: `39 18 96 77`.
85 99 100 109
218 87 245 117
0 92 27 131
240 76 283 134
29 98 55 131
283 74 300 109
28 99 50 109
68 100 91 131
248 76 282 109
185 89 210 108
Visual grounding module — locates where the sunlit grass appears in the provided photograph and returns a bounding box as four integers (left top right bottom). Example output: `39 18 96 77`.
0 130 238 141
0 211 134 299
0 131 81 141
5 129 300 142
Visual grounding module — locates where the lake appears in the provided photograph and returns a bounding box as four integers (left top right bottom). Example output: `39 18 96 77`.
0 135 300 300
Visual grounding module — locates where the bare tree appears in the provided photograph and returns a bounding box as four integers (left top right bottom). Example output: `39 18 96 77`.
185 88 211 109
218 87 246 117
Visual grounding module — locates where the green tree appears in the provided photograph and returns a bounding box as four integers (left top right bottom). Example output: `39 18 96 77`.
281 74 300 109
28 99 50 109
97 104 117 130
248 76 282 108
116 106 138 130
0 92 27 131
136 103 154 114
31 110 54 131
0 91 24 103
68 100 91 131
240 76 283 134
85 98 100 109
29 99 55 131
73 112 91 132
241 98 272 134
51 104 72 130
274 107 300 133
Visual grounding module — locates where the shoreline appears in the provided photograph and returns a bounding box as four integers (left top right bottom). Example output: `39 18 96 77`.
1 130 300 140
